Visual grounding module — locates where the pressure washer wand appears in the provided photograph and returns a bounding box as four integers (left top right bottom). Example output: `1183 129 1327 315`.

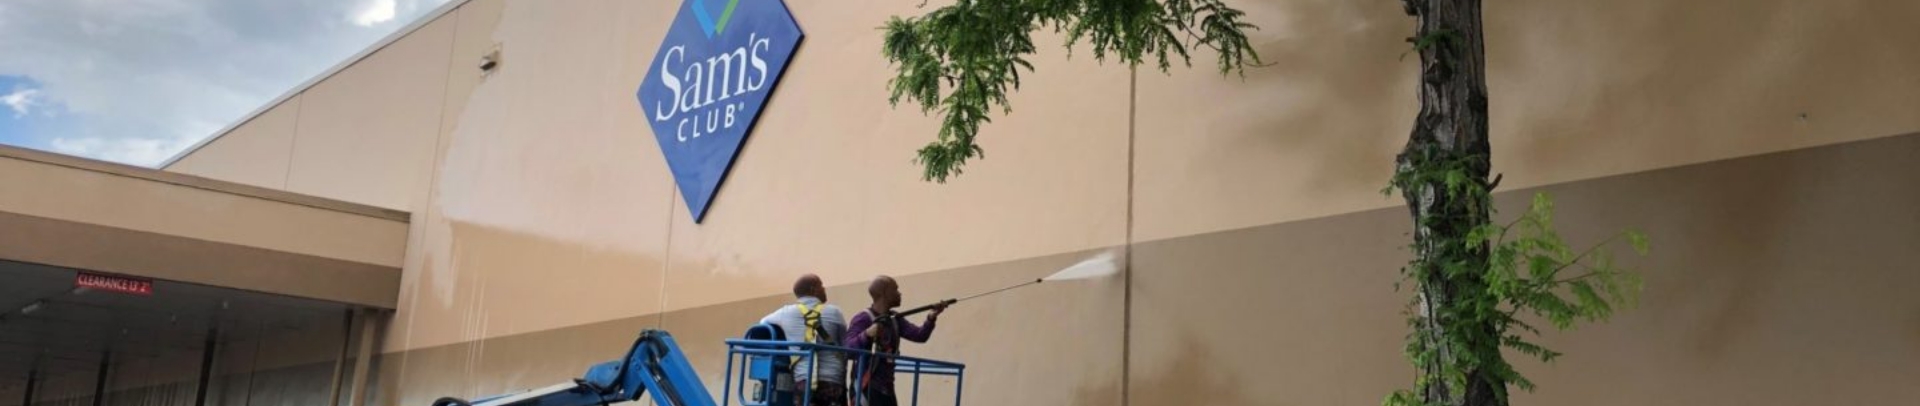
892 278 1043 318
955 278 1044 302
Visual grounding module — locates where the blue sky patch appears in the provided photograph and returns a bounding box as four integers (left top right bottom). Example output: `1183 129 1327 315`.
0 75 74 152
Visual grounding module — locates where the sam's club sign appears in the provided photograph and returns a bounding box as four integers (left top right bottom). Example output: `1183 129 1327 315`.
638 0 802 223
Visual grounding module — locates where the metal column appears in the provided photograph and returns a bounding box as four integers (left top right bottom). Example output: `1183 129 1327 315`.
193 328 218 406
345 310 380 406
326 309 355 406
20 367 35 406
90 351 110 406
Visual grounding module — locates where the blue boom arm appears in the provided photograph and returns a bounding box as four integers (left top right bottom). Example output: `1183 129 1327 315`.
429 330 715 406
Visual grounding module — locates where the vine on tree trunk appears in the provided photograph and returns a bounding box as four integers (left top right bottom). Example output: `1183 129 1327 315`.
1387 2 1647 405
1384 157 1648 406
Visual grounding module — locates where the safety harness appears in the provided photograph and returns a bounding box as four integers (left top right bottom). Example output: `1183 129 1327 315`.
855 309 898 403
792 303 833 367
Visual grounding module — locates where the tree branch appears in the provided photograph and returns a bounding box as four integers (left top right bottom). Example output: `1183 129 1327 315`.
1537 234 1621 281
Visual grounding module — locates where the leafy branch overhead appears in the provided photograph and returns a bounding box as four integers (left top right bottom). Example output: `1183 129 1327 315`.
882 0 1262 182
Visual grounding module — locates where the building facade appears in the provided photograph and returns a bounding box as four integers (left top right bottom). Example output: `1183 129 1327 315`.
6 0 1918 405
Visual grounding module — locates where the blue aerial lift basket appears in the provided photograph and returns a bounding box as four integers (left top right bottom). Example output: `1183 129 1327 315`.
726 323 965 406
427 326 964 406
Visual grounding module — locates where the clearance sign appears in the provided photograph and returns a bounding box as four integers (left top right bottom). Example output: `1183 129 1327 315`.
76 272 153 296
637 0 803 223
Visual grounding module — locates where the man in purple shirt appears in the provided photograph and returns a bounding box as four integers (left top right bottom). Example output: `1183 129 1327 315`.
843 275 946 406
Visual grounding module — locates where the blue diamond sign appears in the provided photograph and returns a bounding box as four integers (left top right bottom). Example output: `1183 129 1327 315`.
638 0 803 223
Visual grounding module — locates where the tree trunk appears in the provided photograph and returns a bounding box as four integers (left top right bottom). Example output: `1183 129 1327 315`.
1398 0 1503 405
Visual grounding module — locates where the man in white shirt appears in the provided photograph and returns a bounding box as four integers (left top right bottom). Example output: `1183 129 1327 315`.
759 274 849 406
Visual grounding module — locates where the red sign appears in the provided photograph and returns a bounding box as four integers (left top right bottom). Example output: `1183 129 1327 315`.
76 273 153 296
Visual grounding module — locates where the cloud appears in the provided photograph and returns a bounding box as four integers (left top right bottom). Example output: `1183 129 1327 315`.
353 0 398 27
0 0 451 166
1 88 35 118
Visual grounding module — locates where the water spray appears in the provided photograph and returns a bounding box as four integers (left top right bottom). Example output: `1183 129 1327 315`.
860 249 1124 392
889 249 1122 319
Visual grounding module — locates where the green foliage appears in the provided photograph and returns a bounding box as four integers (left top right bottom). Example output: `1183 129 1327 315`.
1399 29 1460 61
882 0 1262 182
880 4 1652 406
1383 160 1647 406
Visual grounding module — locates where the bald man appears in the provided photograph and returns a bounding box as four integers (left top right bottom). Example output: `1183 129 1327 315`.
759 274 849 406
843 275 946 406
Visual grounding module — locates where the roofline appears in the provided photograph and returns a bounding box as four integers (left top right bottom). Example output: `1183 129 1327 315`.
158 0 476 169
1 143 410 222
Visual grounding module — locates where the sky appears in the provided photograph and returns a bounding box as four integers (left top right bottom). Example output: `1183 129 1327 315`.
0 0 452 167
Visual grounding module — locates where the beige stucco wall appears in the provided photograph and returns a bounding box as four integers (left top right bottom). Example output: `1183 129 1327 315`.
165 12 456 213
163 0 1920 332
1133 0 1920 241
285 14 455 212
375 0 1131 355
153 0 1920 404
379 0 673 357
167 95 302 190
1129 134 1920 405
657 0 1132 313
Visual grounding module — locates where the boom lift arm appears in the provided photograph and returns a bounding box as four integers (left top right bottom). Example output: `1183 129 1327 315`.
429 330 715 406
